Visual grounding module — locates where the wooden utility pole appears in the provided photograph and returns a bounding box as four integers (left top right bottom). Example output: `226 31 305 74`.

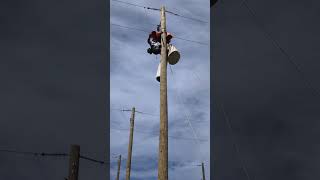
201 162 206 180
68 145 80 180
158 6 168 180
116 155 122 180
125 107 135 180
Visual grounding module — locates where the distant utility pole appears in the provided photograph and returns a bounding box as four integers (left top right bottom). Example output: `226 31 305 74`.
68 145 80 180
125 107 135 180
116 154 122 180
158 5 169 180
201 162 206 180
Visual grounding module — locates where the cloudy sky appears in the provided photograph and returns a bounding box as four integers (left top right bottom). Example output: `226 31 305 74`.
213 0 320 179
110 0 210 180
0 0 108 179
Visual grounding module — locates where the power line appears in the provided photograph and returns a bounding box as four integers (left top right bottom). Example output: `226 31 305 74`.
111 108 131 112
216 101 252 180
111 23 148 33
109 155 206 166
112 106 209 132
111 0 160 11
165 10 208 24
0 149 68 157
111 109 209 142
111 107 159 117
241 0 320 97
143 6 160 27
111 23 208 45
0 149 109 166
135 110 159 117
110 127 208 142
174 37 208 46
169 68 202 145
111 0 208 23
80 155 107 165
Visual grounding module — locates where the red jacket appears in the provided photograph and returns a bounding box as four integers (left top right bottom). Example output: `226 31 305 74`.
148 31 173 43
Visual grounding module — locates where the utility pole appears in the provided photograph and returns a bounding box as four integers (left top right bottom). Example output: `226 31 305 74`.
125 107 135 180
68 145 80 180
158 6 168 180
116 154 122 180
201 162 206 180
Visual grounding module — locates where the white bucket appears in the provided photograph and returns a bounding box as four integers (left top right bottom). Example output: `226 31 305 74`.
156 62 161 82
155 44 180 82
167 44 180 65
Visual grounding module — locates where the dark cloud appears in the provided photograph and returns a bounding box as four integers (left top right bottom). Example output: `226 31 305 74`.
212 0 320 179
0 0 108 179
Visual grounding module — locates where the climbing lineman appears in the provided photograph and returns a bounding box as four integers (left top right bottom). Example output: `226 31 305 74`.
147 24 180 82
147 24 173 55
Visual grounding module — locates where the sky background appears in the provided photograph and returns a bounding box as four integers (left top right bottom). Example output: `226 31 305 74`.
0 0 108 179
110 0 210 180
212 0 320 179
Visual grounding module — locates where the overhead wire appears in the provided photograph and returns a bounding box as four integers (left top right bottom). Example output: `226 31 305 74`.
110 108 131 112
165 10 208 24
110 126 208 142
174 37 208 46
0 149 68 157
110 23 208 45
135 110 159 117
80 155 107 165
111 23 148 33
169 63 210 164
143 6 160 27
0 149 109 166
111 0 160 11
111 0 208 23
111 107 159 117
108 155 205 166
111 105 209 142
215 101 252 180
241 0 320 97
170 56 210 174
168 68 202 146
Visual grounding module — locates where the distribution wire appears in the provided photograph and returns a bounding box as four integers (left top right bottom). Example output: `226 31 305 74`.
80 155 107 165
111 23 148 33
0 149 68 157
216 101 252 180
241 0 320 97
169 65 211 165
112 0 160 11
109 155 205 167
111 108 208 142
135 110 159 117
168 68 202 146
111 107 209 142
111 107 159 117
111 0 208 23
110 126 208 142
165 10 208 24
111 23 208 45
0 149 109 166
